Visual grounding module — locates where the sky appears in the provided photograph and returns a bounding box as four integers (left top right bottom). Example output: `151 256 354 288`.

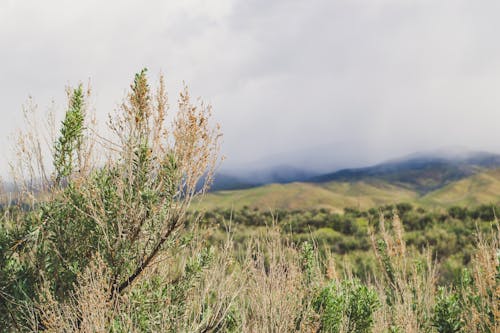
2 0 500 176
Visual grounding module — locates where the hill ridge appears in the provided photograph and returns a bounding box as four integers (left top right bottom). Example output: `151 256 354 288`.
198 151 500 211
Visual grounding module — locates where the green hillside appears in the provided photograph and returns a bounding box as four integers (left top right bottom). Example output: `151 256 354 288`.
198 168 500 211
196 180 419 212
419 168 500 207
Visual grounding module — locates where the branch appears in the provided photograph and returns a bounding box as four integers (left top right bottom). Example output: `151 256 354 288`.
115 216 181 294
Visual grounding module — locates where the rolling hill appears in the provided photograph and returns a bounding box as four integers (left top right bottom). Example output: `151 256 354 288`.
198 151 500 211
310 151 500 193
420 168 500 208
196 180 419 212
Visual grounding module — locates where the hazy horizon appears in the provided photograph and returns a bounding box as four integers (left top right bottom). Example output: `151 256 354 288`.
2 0 500 177
217 143 500 177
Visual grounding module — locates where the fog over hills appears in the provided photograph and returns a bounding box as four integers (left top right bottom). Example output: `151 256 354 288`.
212 147 500 192
213 141 390 190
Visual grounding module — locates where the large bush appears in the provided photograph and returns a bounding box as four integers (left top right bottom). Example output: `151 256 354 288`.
1 69 221 330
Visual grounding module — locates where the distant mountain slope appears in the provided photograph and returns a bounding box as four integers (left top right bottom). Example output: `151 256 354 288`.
209 174 259 191
210 165 318 191
419 169 500 207
213 141 374 191
310 152 500 193
198 151 500 212
196 180 419 212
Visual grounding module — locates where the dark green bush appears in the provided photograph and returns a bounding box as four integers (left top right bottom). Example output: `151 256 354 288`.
432 287 464 333
313 279 379 333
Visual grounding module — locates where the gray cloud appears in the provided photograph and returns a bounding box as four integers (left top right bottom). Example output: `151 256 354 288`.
1 0 500 176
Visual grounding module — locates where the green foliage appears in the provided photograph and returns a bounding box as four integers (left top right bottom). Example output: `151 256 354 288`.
377 240 396 286
125 246 214 332
300 241 315 284
203 205 496 279
53 85 85 184
432 287 464 333
458 262 500 332
313 279 379 333
33 69 178 300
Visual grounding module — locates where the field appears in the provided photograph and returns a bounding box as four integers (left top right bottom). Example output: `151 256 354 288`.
1 70 499 332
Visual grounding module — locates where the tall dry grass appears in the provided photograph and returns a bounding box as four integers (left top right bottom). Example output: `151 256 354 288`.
460 222 500 332
7 211 499 332
370 211 438 332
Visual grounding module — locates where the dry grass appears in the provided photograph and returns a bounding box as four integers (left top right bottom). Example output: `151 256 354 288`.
36 255 116 333
370 211 438 332
238 228 320 332
16 215 499 332
462 222 500 332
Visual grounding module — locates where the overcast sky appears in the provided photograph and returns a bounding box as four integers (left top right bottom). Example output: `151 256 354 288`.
2 0 500 175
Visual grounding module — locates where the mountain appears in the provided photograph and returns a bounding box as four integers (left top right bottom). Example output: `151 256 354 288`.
213 149 500 193
198 150 500 211
310 151 500 193
211 165 319 191
212 141 377 191
196 180 419 213
209 174 259 191
420 168 500 207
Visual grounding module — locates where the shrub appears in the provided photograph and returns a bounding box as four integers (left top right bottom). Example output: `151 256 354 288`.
432 287 464 333
313 279 379 333
3 69 221 330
